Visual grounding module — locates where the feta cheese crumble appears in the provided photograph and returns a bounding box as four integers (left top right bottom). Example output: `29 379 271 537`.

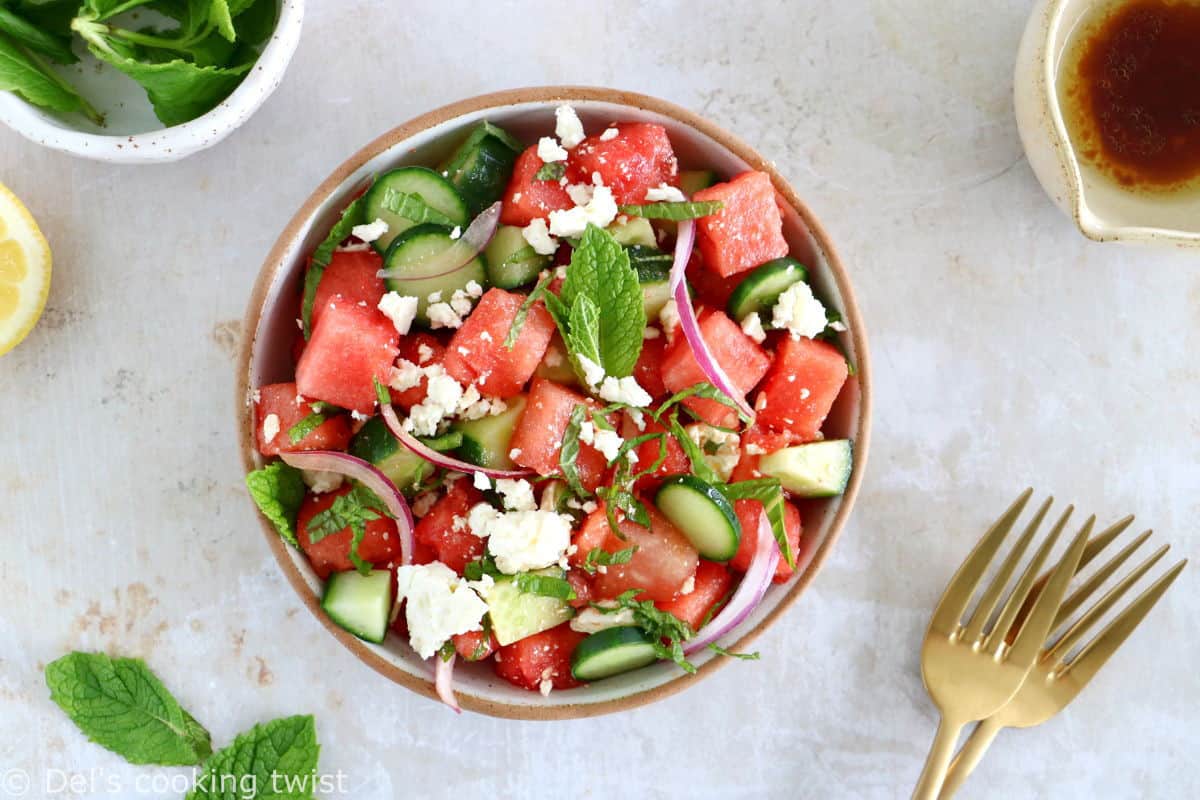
495 478 536 512
404 367 464 436
467 504 574 574
772 282 828 339
394 562 488 659
659 299 681 337
521 218 558 256
378 292 419 335
570 605 636 634
598 375 653 408
473 471 492 491
449 225 462 240
548 185 618 238
351 218 389 243
565 182 594 206
576 354 607 389
261 413 280 444
554 104 586 149
644 183 687 203
537 136 568 163
301 469 344 494
685 423 741 482
417 343 435 364
740 311 767 344
598 127 619 142
427 302 464 329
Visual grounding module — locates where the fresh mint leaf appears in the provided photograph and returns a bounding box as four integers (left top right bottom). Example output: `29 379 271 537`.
504 274 551 350
380 188 455 227
559 224 646 378
708 643 760 661
45 652 212 766
303 195 367 337
0 31 100 122
463 554 501 581
287 411 326 444
653 382 750 426
565 293 602 370
719 478 794 568
598 589 697 673
618 200 723 220
373 376 390 408
245 461 305 547
514 573 576 600
598 486 649 529
534 161 565 181
0 7 76 63
667 412 720 485
229 0 276 47
582 546 636 574
559 404 588 497
186 715 319 800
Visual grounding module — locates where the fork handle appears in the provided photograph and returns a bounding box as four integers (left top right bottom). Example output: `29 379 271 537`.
937 716 1004 799
911 714 966 800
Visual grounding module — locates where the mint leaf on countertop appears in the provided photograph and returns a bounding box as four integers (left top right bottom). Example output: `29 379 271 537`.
186 715 319 800
245 461 306 547
45 653 212 766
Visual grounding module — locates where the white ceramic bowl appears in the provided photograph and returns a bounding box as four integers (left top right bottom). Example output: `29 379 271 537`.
0 0 304 164
1014 0 1200 247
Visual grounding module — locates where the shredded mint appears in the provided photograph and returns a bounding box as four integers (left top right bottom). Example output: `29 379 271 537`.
287 411 326 444
653 382 750 426
618 200 723 220
374 376 391 408
186 715 319 800
514 573 576 600
598 589 698 674
582 546 636 574
559 404 588 497
45 653 212 766
303 195 367 337
597 486 649 534
666 411 721 485
534 161 566 181
380 188 456 227
463 554 502 581
720 478 794 568
708 643 761 661
245 461 306 547
306 485 390 575
504 274 551 350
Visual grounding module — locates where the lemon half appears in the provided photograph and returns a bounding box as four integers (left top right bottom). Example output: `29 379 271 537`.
0 183 51 357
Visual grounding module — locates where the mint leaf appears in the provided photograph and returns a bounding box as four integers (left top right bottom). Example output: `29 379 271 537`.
380 188 455 227
0 7 76 63
582 546 636 574
307 484 389 575
666 412 720 484
565 293 602 369
245 462 305 547
514 573 576 600
373 376 390 407
463 554 501 581
598 589 697 673
0 31 100 122
559 224 646 378
534 162 565 181
559 404 588 497
45 653 212 766
708 642 760 661
287 412 326 444
719 478 794 568
186 715 319 800
503 274 551 350
303 195 367 337
619 200 723 220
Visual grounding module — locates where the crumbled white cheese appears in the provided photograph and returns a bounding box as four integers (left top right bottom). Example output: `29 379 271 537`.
495 478 537 512
643 327 661 340
627 408 647 431
389 359 424 392
394 562 488 659
659 299 681 337
830 319 848 332
680 575 696 596
427 291 443 303
351 218 389 243
404 367 464 436
473 471 492 491
554 104 586 149
548 185 619 238
464 280 484 298
467 503 574 574
411 490 438 517
522 218 559 256
350 410 370 422
685 423 741 482
261 413 280 444
509 448 522 461
598 375 653 408
740 312 767 344
772 282 828 339
598 127 619 142
744 442 766 456
577 354 607 389
427 302 464 330
566 182 594 206
591 427 625 462
645 184 686 203
539 677 554 697
569 606 637 634
301 469 344 494
537 136 568 163
449 291 474 318
417 343 435 364
449 225 462 240
378 292 419 335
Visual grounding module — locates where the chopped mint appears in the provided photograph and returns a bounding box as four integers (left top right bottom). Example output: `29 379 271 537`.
306 484 390 575
514 573 576 600
582 546 636 574
719 478 794 568
381 188 456 227
534 162 566 181
245 461 306 547
287 411 326 444
618 200 723 220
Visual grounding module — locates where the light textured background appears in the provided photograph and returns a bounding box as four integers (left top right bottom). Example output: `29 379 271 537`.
2 1 1197 798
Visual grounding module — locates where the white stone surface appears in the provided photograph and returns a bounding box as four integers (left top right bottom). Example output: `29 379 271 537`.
1 1 1197 798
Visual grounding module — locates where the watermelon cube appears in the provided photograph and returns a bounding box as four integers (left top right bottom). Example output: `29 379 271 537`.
309 249 386 330
693 171 788 278
413 477 485 574
509 378 609 491
568 123 679 205
754 336 848 441
661 309 771 427
443 288 555 398
295 299 399 414
500 145 574 226
254 381 352 456
655 560 733 628
732 499 804 583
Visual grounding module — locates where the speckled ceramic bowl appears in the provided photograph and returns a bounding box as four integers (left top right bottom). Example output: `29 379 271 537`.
237 87 872 719
0 0 303 164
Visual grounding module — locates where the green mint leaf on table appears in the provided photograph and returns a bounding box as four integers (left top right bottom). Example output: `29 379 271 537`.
514 573 577 600
0 7 77 64
0 31 102 123
287 412 326 444
303 196 367 337
186 715 319 800
380 188 455 227
708 643 760 661
558 224 646 378
559 404 588 497
534 161 565 181
245 461 306 547
503 274 551 350
45 653 212 766
618 200 723 220
719 478 794 568
582 546 636 574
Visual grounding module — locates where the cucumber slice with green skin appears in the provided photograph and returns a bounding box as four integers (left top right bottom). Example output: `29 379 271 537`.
570 626 661 681
654 475 742 561
609 217 657 248
484 225 549 289
485 567 575 646
364 167 469 252
758 440 853 498
727 257 810 323
382 224 488 325
443 123 523 217
453 396 527 470
349 417 460 494
322 569 393 643
629 246 677 318
678 169 718 196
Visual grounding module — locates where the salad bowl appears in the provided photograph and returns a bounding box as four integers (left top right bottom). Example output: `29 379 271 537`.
237 86 871 719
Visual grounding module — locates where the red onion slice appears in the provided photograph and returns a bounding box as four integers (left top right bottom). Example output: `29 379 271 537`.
669 219 757 421
377 201 501 281
380 402 532 479
685 511 779 654
279 450 415 566
434 654 462 714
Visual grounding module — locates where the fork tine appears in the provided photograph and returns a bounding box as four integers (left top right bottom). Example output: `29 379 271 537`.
983 507 1076 653
928 488 1034 638
1046 543 1170 663
1056 560 1186 685
961 496 1052 644
1053 529 1153 630
1006 514 1092 665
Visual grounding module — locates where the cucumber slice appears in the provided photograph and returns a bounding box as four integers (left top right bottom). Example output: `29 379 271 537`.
349 417 460 494
322 569 393 643
629 245 676 318
654 475 742 561
443 123 523 216
758 440 853 498
727 257 809 322
570 626 660 681
364 167 469 252
535 336 580 387
609 217 657 248
678 169 718 197
485 567 575 646
382 224 488 325
484 225 549 289
453 396 527 470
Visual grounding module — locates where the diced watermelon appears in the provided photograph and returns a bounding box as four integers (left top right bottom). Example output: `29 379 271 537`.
500 145 574 226
295 300 399 414
572 504 698 603
754 336 848 441
566 570 594 609
732 498 803 583
412 478 485 574
297 487 402 579
493 623 585 691
741 424 805 457
309 250 386 330
656 560 733 629
509 378 609 491
661 309 771 426
453 629 498 662
621 414 690 493
568 123 678 205
632 335 667 401
694 171 788 278
686 249 742 308
443 288 555 398
254 382 352 456
390 332 446 410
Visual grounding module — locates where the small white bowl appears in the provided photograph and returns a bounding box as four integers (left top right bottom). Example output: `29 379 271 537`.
1014 0 1200 247
0 0 304 164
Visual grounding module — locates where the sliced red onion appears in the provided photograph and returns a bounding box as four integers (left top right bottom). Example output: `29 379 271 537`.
379 402 532 479
435 654 462 714
669 219 757 421
377 201 501 281
279 450 415 566
685 511 779 654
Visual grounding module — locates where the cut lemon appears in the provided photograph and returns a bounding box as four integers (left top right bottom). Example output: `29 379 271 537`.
0 183 51 357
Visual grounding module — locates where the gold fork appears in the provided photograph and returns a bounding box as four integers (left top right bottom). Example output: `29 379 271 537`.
911 490 1091 800
937 518 1187 798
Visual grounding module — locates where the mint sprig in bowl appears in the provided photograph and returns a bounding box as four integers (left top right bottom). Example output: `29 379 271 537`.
0 0 303 163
